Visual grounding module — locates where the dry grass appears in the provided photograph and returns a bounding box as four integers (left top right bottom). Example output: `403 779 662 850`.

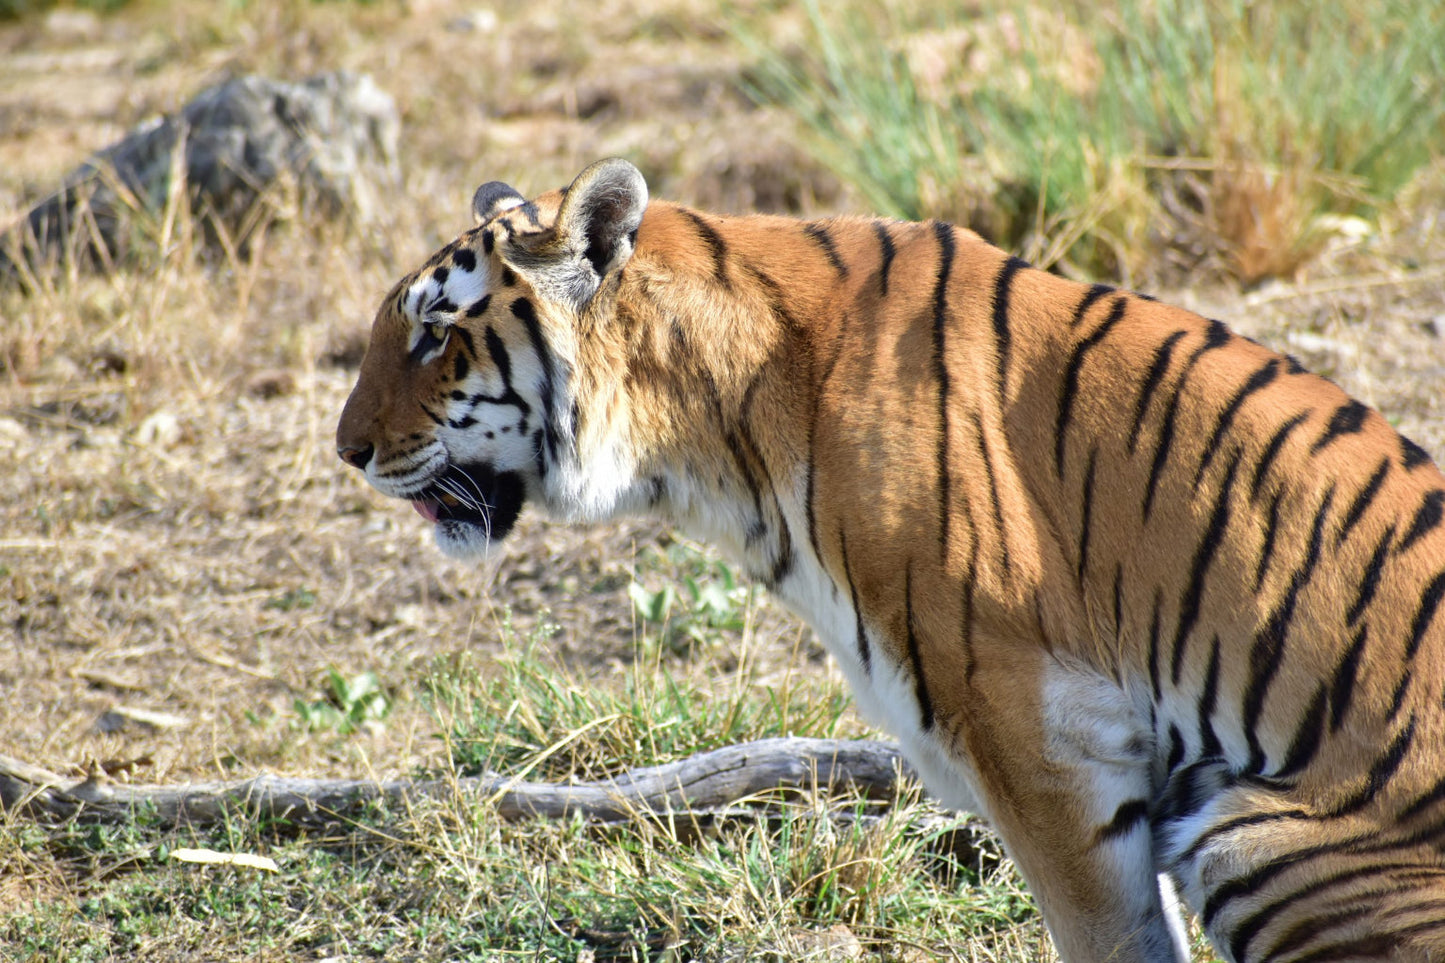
1 0 1444 958
0 0 848 788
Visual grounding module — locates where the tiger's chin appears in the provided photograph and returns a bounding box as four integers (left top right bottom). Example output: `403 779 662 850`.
407 463 527 559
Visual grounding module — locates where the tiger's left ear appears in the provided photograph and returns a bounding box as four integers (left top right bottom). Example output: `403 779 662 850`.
510 158 648 310
472 181 526 225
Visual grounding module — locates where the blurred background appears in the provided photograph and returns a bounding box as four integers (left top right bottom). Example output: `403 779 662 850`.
1 0 1442 958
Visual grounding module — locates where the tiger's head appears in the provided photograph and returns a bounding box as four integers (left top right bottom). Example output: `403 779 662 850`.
336 158 649 557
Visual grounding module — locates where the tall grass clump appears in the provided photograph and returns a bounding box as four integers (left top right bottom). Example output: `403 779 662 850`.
747 0 1445 283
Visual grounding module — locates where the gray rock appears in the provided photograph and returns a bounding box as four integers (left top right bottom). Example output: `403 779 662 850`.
3 71 400 277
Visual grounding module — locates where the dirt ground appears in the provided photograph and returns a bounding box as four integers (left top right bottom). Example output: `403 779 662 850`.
1 0 1443 795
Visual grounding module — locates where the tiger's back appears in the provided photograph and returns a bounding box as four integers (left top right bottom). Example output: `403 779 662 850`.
337 159 1445 962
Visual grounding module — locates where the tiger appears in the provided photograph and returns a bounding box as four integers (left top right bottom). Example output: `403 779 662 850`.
336 158 1445 962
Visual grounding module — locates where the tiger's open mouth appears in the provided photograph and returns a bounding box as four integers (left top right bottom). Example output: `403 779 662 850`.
409 463 525 542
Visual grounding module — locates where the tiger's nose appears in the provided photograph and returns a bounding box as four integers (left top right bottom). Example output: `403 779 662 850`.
337 444 374 470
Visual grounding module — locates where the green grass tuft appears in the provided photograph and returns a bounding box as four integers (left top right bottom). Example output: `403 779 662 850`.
746 0 1445 283
423 617 854 782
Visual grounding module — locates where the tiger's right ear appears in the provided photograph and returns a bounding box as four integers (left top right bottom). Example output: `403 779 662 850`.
472 181 526 225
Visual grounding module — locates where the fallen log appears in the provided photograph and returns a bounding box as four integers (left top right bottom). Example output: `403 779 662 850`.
0 737 915 828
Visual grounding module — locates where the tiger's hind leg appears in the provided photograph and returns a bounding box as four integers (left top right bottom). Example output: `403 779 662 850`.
938 656 1190 962
1155 760 1445 962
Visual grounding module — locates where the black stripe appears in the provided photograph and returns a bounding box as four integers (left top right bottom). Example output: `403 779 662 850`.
1255 490 1284 591
1165 724 1185 772
1197 807 1445 929
738 376 795 587
452 351 469 381
1311 399 1370 454
904 564 936 731
481 230 495 254
1250 410 1311 502
1197 635 1223 757
1140 325 1228 519
803 221 848 277
1056 294 1127 476
1128 330 1187 456
1337 458 1391 546
1328 624 1369 733
1076 449 1098 586
1284 918 1445 963
739 260 806 337
932 221 957 562
1386 673 1411 722
1406 570 1445 661
1191 808 1313 901
512 297 556 419
990 255 1027 395
1274 682 1328 779
1200 319 1232 351
1257 903 1378 962
1400 773 1445 822
971 410 1010 577
1243 485 1334 772
872 220 896 297
838 528 871 677
769 518 794 587
1170 449 1241 685
1142 387 1182 522
1348 524 1396 626
1194 358 1280 489
680 209 730 289
464 294 493 319
1147 589 1164 698
1095 799 1150 843
1230 860 1429 963
699 368 766 540
1330 716 1416 815
477 329 528 414
961 516 979 685
1398 489 1445 554
1070 283 1114 327
1402 434 1434 470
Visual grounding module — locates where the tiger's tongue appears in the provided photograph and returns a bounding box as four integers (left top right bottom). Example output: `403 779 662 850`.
412 499 441 523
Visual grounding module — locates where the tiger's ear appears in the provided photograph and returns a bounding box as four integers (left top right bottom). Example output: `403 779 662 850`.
557 158 648 280
509 158 648 310
472 181 526 225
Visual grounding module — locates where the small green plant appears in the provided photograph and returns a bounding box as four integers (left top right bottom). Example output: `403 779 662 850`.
263 586 317 612
292 668 390 734
629 544 755 653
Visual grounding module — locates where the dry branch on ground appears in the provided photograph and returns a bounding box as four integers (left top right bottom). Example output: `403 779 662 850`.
0 737 914 828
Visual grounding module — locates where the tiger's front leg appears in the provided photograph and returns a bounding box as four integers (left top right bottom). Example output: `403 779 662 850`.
920 649 1191 963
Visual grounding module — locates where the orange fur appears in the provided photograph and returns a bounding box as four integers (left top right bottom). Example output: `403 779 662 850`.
339 160 1445 962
